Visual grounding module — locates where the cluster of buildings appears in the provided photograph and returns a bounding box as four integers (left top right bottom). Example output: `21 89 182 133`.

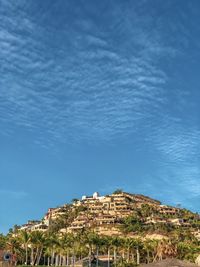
66 192 160 235
19 205 69 232
18 191 198 236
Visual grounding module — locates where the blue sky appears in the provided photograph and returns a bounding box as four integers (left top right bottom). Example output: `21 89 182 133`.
0 0 200 233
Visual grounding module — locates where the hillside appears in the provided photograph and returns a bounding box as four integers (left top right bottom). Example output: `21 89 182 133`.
2 190 199 266
18 190 200 240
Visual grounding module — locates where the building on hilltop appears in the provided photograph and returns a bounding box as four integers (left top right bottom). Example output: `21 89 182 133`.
17 190 199 238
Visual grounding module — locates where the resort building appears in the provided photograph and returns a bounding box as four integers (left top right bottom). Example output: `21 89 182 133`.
158 205 180 216
19 220 47 232
18 191 197 236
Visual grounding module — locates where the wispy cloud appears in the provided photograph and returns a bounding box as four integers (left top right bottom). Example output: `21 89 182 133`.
0 0 199 199
0 0 200 226
0 1 173 147
0 190 28 200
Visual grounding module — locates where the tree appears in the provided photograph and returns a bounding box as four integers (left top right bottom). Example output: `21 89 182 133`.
143 239 157 264
19 230 30 265
29 231 46 266
72 198 79 204
0 234 6 249
110 237 122 266
121 215 143 233
6 234 23 265
44 232 60 266
113 189 123 194
59 233 75 266
153 239 177 262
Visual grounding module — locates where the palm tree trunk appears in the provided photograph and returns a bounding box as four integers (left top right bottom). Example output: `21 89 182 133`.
55 254 59 266
62 255 66 266
36 246 43 265
96 247 99 267
59 254 62 266
72 249 75 267
127 248 130 263
34 247 39 266
31 247 34 266
107 248 110 267
25 244 28 265
114 247 117 267
147 250 150 264
131 252 134 263
88 247 92 267
66 252 69 266
51 250 55 266
136 247 140 265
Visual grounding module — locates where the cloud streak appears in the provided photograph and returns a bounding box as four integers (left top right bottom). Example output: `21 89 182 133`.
0 0 199 209
0 190 28 200
0 1 172 146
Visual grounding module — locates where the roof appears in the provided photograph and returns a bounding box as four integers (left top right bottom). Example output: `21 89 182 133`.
140 258 197 267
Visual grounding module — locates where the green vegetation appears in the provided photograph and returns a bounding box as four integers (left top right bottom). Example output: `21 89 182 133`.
113 189 123 194
1 196 200 266
1 220 200 266
121 215 143 233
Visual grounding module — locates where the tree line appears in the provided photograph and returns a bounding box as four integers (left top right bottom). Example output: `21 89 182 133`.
0 227 200 267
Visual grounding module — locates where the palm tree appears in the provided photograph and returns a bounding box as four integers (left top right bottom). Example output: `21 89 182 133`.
19 230 30 265
95 235 105 267
58 233 76 266
124 238 133 263
134 238 143 265
110 237 122 266
153 239 177 262
123 238 143 265
82 231 98 267
45 232 59 266
103 236 112 267
6 234 22 265
143 239 157 264
29 231 46 266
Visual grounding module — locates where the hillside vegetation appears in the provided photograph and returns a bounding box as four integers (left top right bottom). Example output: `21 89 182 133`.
1 191 200 266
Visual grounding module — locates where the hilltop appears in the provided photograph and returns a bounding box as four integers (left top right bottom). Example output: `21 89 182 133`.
18 190 200 240
3 190 200 266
